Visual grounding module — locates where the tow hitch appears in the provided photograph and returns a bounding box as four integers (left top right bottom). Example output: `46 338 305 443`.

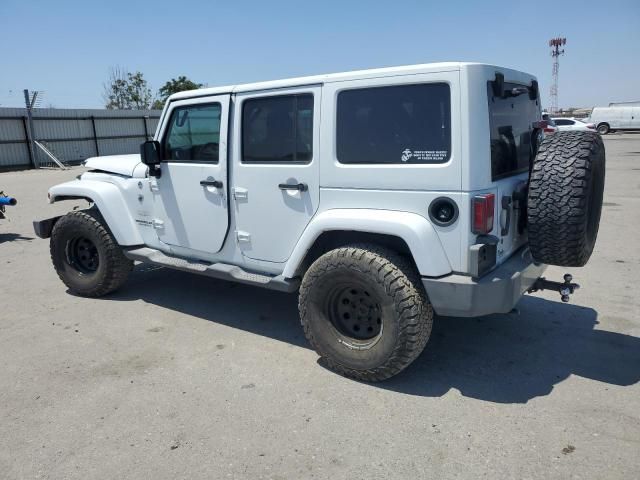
528 274 580 303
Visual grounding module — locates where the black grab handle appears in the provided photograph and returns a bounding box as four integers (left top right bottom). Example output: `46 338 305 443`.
278 183 308 192
200 179 223 188
501 195 512 236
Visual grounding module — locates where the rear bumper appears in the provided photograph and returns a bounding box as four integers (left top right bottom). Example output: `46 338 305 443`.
422 247 546 317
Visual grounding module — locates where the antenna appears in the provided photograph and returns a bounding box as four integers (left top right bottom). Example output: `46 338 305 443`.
548 37 566 114
24 89 45 109
23 89 45 168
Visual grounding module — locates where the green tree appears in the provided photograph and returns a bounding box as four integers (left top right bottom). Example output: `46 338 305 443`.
126 72 153 109
103 67 153 110
152 76 203 109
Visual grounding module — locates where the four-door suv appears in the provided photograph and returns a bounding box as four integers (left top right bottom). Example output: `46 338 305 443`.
34 62 605 381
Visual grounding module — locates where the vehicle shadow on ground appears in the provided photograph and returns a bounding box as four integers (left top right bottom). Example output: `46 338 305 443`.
381 295 640 403
107 265 640 404
0 232 34 243
107 265 308 348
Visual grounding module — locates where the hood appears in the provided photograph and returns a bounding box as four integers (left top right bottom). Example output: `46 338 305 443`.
83 154 145 177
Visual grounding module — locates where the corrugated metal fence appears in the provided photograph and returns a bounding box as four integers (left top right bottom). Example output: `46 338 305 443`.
0 108 162 170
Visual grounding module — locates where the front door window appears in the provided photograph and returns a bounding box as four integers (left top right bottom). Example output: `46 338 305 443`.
163 103 222 162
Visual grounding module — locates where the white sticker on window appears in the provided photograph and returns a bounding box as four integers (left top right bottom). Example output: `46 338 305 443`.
401 149 448 162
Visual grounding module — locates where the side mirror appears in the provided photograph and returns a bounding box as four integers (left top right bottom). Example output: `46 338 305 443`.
140 140 161 177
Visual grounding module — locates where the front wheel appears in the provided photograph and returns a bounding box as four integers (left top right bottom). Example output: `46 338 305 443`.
299 244 433 382
50 209 133 297
597 123 610 135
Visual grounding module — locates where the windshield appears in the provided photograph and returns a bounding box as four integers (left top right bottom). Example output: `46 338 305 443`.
488 82 541 180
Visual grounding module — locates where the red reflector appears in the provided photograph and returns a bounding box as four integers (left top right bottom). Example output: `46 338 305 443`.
472 194 495 234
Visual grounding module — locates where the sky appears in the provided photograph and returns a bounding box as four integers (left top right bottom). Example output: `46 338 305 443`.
0 0 638 110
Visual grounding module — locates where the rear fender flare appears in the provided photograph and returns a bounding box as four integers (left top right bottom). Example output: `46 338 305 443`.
283 209 452 278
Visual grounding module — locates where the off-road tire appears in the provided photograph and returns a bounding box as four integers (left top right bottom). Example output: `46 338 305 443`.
527 131 605 267
299 244 433 382
50 208 133 297
596 123 610 135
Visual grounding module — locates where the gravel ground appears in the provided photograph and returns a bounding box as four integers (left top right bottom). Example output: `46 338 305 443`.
1 133 639 479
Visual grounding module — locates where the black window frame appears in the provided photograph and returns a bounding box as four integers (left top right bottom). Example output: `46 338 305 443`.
161 101 222 164
335 82 452 165
241 93 314 164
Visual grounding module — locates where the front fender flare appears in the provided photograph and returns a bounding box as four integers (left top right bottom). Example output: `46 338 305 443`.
49 180 143 246
283 209 452 278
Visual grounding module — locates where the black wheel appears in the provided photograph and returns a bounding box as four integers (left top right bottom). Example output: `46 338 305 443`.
50 208 133 297
597 123 610 135
527 131 606 267
299 244 433 382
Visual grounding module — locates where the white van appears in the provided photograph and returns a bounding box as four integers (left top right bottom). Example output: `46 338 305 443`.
588 106 640 134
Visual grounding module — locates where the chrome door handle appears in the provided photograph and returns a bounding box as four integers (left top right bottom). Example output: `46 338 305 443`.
278 182 308 192
200 179 223 188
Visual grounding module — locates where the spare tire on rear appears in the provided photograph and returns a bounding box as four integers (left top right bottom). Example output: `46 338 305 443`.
527 131 605 267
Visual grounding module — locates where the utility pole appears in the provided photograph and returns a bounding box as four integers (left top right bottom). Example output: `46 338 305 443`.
548 37 566 114
23 89 39 168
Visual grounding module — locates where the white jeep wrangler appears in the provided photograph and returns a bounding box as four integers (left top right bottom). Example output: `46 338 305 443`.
34 63 605 381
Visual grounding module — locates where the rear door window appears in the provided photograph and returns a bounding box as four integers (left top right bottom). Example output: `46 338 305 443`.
336 83 451 164
488 82 540 180
242 94 313 163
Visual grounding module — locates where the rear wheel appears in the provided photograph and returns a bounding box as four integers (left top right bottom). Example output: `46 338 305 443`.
597 123 610 135
299 244 433 382
50 209 133 297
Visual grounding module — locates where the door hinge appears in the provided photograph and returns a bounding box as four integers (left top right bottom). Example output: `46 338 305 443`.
236 230 251 243
232 187 248 200
152 219 164 230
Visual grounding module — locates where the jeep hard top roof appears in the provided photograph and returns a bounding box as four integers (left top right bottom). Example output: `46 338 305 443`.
168 62 531 102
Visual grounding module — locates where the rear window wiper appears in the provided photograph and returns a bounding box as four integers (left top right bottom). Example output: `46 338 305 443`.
491 73 539 100
503 87 529 98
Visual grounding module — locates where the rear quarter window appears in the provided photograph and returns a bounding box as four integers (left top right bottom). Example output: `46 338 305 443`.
336 83 451 164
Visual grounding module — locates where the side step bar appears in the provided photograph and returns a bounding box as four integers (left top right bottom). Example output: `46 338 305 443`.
124 247 300 293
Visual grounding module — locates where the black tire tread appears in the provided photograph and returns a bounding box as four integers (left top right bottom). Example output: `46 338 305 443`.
50 208 133 297
299 243 432 382
527 131 605 267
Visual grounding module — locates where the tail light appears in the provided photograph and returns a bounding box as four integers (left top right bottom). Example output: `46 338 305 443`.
543 127 556 134
587 123 596 130
472 194 495 234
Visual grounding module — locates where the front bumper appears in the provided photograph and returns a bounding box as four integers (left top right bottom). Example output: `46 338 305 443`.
33 216 61 239
422 247 546 317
